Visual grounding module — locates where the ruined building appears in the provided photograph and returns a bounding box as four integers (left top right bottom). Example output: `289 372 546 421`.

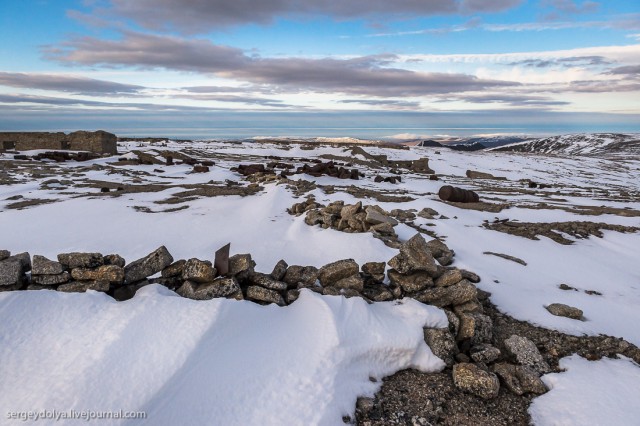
0 131 117 155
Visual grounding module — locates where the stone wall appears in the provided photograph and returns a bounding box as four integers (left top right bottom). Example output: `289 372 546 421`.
0 130 117 155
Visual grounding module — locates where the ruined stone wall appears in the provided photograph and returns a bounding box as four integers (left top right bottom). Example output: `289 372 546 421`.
67 130 117 155
0 131 117 154
0 132 68 151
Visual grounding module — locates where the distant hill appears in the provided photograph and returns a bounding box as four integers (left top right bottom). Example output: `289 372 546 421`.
491 133 640 156
415 136 529 151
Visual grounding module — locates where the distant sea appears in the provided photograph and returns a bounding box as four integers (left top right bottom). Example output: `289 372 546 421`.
3 110 639 140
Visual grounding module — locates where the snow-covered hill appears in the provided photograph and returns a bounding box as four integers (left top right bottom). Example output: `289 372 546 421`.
492 133 640 156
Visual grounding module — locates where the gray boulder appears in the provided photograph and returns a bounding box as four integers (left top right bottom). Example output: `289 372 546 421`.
387 269 433 293
340 202 362 220
361 262 385 281
283 265 318 288
249 272 288 291
318 259 359 286
71 265 124 284
493 363 547 395
177 277 241 300
124 246 173 283
457 312 493 345
452 363 500 399
0 250 10 261
423 327 458 367
412 279 477 307
31 272 71 286
58 252 103 269
270 259 288 281
182 258 217 283
331 274 364 292
246 286 285 306
228 254 255 276
162 259 186 278
470 344 501 364
32 255 64 275
546 303 583 320
0 258 25 286
434 269 463 287
388 234 440 276
504 335 550 374
103 254 126 268
365 206 398 226
57 280 109 293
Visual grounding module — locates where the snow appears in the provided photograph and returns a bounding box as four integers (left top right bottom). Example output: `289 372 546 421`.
0 286 447 425
530 355 640 426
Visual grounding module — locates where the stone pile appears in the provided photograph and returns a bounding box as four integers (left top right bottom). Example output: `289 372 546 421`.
288 198 401 247
13 151 100 162
0 234 550 400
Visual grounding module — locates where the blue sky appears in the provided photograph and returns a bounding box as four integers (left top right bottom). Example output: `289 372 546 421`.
0 0 639 138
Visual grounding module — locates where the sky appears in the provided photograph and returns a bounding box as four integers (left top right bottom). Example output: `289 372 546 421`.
0 0 639 139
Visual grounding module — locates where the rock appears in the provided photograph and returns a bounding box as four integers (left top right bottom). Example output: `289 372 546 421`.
149 276 183 289
452 363 500 399
504 335 550 374
57 280 110 293
246 286 285 306
0 257 27 286
361 262 385 281
444 310 460 336
546 303 583 320
365 207 398 226
162 259 186 277
58 252 103 269
214 243 231 276
31 255 65 275
417 208 439 220
71 265 125 284
112 281 150 301
283 265 318 288
369 222 396 236
457 312 493 345
0 250 9 261
249 272 288 291
103 254 126 268
318 259 359 286
412 280 477 307
361 285 394 302
459 269 481 283
270 259 288 281
434 269 463 287
423 327 458 367
31 272 71 286
493 363 547 395
228 254 255 276
178 277 240 300
286 289 300 304
453 300 484 315
388 234 439 276
411 158 434 174
5 252 31 273
182 258 217 283
466 170 498 179
387 269 433 293
340 202 362 219
332 274 364 292
356 397 375 415
124 246 173 283
470 344 501 364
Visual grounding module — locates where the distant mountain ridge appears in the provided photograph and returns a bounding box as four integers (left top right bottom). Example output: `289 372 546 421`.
491 133 640 156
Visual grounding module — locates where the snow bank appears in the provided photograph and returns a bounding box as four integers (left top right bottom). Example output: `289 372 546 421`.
530 355 640 426
0 286 447 425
